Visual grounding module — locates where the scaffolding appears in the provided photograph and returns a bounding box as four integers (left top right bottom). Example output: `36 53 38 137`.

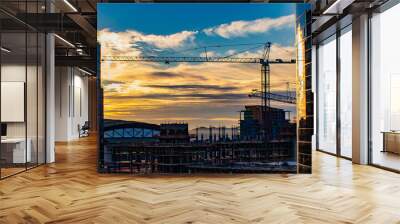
104 141 296 174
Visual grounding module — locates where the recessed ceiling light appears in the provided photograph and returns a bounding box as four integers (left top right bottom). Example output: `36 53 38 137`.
78 67 93 76
54 34 75 48
63 0 78 12
1 47 11 53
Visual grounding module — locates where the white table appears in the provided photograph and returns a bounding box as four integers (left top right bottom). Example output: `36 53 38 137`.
1 138 31 163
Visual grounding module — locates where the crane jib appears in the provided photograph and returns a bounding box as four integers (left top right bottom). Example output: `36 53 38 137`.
101 56 295 64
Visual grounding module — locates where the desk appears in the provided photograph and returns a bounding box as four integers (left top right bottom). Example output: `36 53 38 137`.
382 131 400 154
1 138 31 163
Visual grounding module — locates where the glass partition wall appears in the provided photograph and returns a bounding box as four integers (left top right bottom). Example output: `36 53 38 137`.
0 2 46 179
316 25 352 159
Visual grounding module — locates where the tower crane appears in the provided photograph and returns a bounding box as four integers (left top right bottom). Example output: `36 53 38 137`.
101 42 296 141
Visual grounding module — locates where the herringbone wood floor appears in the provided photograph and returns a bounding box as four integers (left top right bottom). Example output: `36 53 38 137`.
1 135 400 224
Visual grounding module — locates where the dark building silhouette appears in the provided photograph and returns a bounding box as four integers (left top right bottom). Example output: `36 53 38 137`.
240 105 294 141
159 123 190 144
240 108 261 140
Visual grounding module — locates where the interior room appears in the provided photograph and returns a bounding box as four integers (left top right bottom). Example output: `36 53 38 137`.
0 0 96 179
0 11 46 178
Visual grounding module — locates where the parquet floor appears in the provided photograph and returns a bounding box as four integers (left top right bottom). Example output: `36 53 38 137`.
1 135 400 224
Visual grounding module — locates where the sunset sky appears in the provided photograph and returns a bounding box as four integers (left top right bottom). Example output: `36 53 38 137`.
98 4 297 129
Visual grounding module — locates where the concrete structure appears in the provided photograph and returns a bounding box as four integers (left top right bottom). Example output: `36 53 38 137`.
240 105 291 141
159 123 190 144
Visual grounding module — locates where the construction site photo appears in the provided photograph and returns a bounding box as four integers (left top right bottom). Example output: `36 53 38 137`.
98 3 300 174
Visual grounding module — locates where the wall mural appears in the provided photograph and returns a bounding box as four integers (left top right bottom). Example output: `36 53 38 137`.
97 3 312 174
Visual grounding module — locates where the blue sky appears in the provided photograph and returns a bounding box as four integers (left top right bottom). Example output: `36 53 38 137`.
98 4 296 50
98 4 299 127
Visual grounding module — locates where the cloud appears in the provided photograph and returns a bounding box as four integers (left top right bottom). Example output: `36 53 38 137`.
143 84 238 91
104 102 252 128
147 71 208 81
149 71 183 78
101 43 296 127
106 93 246 101
137 30 198 49
102 80 126 86
232 44 296 61
98 28 198 57
203 14 295 38
199 51 217 57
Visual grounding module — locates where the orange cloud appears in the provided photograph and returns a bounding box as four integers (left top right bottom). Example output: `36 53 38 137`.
99 29 296 128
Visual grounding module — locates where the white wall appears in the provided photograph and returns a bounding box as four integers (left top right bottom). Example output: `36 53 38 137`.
55 67 89 141
1 62 47 164
1 64 42 138
55 67 69 141
1 64 27 138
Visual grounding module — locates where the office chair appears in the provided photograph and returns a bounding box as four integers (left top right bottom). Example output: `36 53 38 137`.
79 121 90 138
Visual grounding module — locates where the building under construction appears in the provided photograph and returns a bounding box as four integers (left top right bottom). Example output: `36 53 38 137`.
101 106 297 174
159 123 190 144
103 141 296 174
191 126 240 143
240 105 295 142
